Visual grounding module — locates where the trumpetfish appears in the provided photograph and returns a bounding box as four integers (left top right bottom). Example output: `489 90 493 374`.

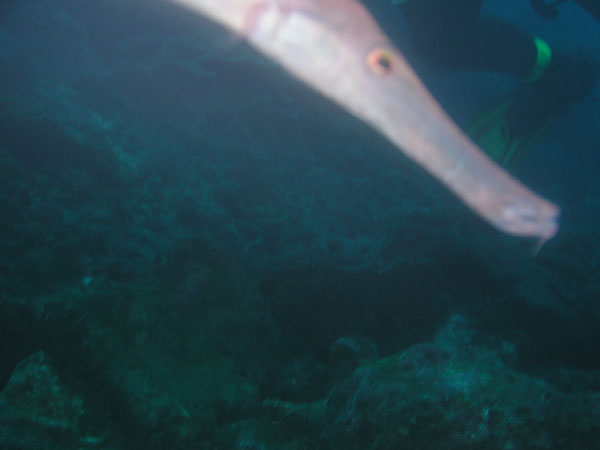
167 0 560 243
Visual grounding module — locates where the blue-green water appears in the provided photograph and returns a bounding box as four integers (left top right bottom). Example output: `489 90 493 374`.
1 1 599 449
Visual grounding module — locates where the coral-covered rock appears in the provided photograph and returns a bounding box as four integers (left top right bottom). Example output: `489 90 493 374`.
325 316 600 450
0 351 118 450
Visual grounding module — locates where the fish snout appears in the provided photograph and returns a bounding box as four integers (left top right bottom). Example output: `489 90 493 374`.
497 199 560 241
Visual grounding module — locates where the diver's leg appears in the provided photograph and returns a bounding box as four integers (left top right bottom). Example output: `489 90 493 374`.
401 0 597 167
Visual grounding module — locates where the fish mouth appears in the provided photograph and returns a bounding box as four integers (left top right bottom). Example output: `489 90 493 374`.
496 199 560 240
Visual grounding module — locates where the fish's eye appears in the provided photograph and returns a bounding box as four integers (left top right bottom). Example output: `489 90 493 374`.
366 48 394 75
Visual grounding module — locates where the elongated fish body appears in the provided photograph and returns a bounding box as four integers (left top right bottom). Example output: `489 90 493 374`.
169 0 560 242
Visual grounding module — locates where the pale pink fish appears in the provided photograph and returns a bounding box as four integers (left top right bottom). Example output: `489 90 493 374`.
168 0 560 243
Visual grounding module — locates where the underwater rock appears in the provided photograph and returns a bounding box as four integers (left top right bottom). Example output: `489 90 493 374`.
0 351 116 449
329 335 379 382
325 316 600 450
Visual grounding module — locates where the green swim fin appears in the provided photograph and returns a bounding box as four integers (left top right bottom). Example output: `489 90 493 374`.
468 96 553 168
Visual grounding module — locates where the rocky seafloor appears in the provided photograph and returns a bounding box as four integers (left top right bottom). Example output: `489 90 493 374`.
1 0 600 449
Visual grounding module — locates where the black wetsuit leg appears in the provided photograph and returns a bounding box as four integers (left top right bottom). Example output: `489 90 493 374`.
401 0 538 78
